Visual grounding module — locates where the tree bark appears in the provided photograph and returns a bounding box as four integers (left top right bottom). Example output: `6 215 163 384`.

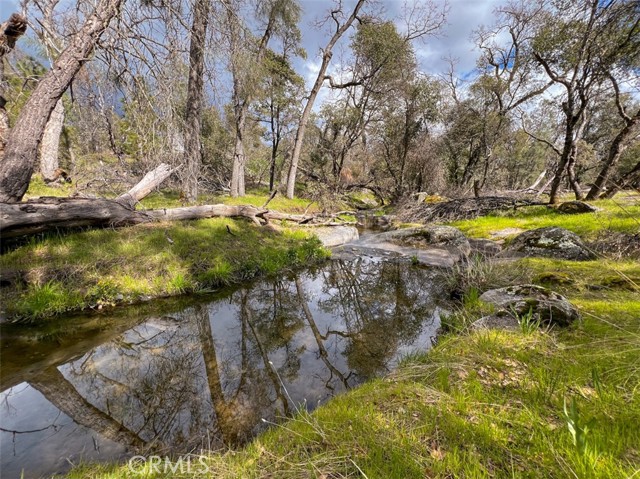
0 13 28 160
39 98 65 181
285 0 365 199
0 0 122 203
182 0 210 203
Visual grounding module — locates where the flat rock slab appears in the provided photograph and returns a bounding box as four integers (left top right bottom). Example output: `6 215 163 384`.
347 225 471 267
479 284 580 328
333 242 461 267
499 226 596 261
369 225 471 255
313 226 360 247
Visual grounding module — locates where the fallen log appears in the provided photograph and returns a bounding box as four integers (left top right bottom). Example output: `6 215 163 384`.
0 197 354 239
115 162 177 208
0 198 265 238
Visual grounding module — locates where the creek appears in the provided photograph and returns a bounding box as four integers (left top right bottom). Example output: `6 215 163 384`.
0 232 448 478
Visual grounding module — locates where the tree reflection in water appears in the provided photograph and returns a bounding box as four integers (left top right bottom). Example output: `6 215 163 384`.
0 257 443 477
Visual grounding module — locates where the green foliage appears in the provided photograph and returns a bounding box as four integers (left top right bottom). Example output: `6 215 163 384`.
563 396 597 458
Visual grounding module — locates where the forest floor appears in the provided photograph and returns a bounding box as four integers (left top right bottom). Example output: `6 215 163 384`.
62 194 640 478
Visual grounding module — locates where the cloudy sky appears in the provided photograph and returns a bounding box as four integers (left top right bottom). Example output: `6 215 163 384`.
296 0 502 82
1 0 503 97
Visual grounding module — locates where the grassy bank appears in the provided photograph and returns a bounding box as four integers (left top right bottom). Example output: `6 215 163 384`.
449 196 640 240
0 219 327 321
66 197 639 478
3 187 333 321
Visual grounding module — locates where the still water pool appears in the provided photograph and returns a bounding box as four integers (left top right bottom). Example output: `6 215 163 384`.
1 253 445 478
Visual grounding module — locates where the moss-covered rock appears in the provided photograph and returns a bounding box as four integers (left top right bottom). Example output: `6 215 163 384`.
478 284 580 328
500 226 595 260
557 200 597 214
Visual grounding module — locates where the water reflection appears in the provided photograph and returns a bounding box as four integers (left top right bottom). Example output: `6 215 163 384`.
1 257 443 478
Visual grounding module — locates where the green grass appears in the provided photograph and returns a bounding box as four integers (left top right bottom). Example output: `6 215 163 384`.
0 219 328 321
139 189 322 213
65 198 640 478
450 197 640 240
24 174 75 199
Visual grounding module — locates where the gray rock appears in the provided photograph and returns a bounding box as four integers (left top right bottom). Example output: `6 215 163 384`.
558 201 597 214
479 284 580 327
374 225 471 256
500 227 595 261
356 213 393 230
313 226 360 247
468 238 502 257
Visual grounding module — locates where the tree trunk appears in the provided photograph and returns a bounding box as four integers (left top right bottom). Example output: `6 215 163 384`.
182 0 210 203
548 122 576 204
39 99 65 181
0 199 267 238
0 13 28 160
230 105 247 197
586 109 640 200
0 0 123 203
116 162 176 208
600 160 640 199
285 0 365 199
30 368 146 451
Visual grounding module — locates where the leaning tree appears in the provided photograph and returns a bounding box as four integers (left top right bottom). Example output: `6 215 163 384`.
0 0 123 203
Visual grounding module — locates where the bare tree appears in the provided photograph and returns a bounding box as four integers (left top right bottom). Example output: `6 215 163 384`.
522 0 639 203
0 13 28 160
24 0 69 182
284 0 365 199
